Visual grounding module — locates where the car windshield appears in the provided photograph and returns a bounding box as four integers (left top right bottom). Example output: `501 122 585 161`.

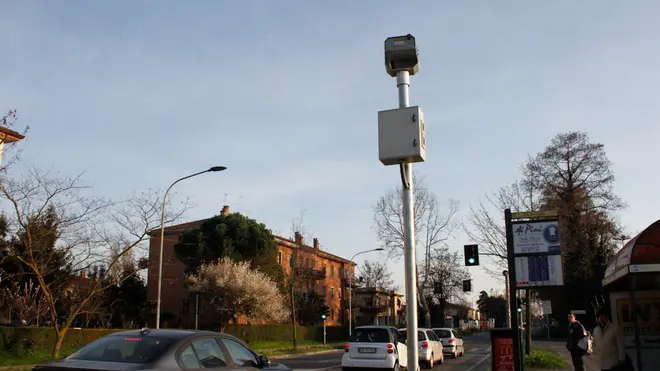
399 330 426 340
349 328 391 343
68 335 174 363
433 329 452 338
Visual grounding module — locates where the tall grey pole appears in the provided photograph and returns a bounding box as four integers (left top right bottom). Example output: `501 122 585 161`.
155 166 226 329
398 70 419 371
195 293 199 330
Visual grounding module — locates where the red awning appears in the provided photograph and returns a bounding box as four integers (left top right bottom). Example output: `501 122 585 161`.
603 219 660 286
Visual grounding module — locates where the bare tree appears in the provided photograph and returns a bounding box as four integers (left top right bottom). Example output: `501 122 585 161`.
358 260 395 290
373 177 459 326
0 167 188 358
3 280 50 325
463 179 540 278
187 257 289 330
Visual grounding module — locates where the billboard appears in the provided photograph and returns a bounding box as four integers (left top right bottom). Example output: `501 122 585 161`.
512 220 561 254
515 254 564 287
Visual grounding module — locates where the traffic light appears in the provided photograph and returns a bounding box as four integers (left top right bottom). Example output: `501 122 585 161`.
517 298 523 312
462 279 471 292
464 244 479 266
321 306 330 320
433 281 443 295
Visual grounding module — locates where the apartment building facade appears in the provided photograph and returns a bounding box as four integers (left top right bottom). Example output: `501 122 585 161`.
146 205 355 328
352 287 404 326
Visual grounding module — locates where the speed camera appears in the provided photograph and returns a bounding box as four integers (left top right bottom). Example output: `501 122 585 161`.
384 34 419 77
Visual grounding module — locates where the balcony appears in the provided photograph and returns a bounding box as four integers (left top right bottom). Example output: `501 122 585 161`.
358 298 390 313
294 267 326 281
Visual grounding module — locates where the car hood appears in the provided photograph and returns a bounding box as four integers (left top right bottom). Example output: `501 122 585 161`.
264 362 292 371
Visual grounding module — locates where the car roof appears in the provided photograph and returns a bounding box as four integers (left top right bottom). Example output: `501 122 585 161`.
398 328 433 331
354 325 396 329
107 329 240 341
431 328 455 332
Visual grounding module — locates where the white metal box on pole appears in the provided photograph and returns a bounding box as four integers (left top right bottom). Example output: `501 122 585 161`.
378 106 426 166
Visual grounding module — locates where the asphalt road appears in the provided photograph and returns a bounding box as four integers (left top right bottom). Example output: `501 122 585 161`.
275 332 492 371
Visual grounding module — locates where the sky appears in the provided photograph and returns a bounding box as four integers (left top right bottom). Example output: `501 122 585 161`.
2 0 660 307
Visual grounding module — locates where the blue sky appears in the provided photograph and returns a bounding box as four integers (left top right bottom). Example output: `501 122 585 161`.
2 1 660 307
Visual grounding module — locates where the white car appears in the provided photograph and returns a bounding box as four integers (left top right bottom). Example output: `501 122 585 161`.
342 326 408 371
398 328 444 368
432 328 464 359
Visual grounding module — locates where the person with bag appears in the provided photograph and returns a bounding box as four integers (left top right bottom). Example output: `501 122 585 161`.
592 309 626 371
566 311 589 371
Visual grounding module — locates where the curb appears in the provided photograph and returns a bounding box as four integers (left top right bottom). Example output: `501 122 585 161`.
271 349 342 359
0 366 35 371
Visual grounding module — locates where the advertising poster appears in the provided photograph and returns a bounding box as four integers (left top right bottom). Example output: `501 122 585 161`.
493 337 515 371
610 291 660 370
515 254 564 287
512 220 561 254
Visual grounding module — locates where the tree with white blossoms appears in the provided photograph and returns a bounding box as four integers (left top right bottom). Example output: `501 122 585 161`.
187 257 289 329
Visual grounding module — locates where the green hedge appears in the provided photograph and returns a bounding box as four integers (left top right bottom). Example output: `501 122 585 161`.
0 325 350 352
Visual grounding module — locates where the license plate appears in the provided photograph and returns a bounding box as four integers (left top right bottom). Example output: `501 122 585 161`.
358 348 377 353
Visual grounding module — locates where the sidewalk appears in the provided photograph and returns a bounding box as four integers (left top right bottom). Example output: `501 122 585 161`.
532 341 598 371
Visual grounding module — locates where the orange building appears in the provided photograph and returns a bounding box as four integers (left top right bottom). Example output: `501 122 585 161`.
146 205 355 328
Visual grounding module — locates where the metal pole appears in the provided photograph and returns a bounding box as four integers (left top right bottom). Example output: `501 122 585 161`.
349 270 353 335
156 169 212 329
546 315 550 340
504 271 510 328
525 288 532 354
195 294 199 330
504 209 523 371
398 70 419 371
323 319 327 345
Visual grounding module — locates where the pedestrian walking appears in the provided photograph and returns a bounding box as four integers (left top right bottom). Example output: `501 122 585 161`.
566 311 588 371
592 309 626 371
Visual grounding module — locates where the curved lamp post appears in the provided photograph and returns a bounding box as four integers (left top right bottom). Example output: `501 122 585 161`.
155 166 227 329
348 248 384 336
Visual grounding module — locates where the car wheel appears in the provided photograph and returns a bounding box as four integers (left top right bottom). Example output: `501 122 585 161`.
452 351 458 359
392 361 400 371
438 354 443 364
427 355 434 369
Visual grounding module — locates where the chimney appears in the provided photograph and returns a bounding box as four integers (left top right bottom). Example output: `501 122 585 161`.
221 205 230 216
313 238 319 249
294 232 304 245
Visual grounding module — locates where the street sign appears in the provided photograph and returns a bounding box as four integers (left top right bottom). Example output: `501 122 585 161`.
541 300 552 315
511 210 559 219
515 255 564 287
512 221 561 254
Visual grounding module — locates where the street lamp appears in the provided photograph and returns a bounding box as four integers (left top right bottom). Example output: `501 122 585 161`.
155 166 227 329
348 248 384 336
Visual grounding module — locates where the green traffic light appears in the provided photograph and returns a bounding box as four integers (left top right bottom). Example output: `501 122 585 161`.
468 258 475 264
517 308 522 313
321 314 326 319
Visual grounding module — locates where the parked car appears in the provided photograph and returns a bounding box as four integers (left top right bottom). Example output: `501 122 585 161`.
431 328 464 359
398 328 443 368
342 326 408 371
32 328 290 371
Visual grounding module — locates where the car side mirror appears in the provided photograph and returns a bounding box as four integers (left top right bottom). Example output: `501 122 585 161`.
259 355 270 368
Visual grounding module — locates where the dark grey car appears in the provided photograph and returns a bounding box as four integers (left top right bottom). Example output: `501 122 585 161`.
33 328 291 371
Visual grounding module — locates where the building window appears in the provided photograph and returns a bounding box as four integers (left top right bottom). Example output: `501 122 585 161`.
278 251 282 264
330 266 334 277
339 267 343 278
331 287 335 299
323 286 327 296
289 254 294 267
306 257 310 267
312 260 316 268
323 264 327 275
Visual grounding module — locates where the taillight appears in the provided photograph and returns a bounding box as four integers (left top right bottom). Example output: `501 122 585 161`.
387 343 394 354
448 338 455 344
345 343 349 352
421 341 429 348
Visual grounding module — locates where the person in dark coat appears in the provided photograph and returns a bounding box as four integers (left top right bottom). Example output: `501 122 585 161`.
566 311 588 371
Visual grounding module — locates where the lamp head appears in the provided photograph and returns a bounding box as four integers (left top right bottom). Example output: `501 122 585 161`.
208 166 227 172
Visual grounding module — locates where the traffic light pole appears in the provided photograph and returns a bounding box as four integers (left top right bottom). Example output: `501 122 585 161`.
504 209 523 371
323 318 327 345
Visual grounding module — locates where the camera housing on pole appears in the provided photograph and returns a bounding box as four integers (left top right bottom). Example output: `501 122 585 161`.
384 34 419 77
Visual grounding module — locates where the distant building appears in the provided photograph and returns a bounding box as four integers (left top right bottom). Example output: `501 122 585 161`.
352 287 404 326
146 205 355 328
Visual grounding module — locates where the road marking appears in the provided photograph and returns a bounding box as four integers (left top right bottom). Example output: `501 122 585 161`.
295 364 341 371
463 354 490 371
